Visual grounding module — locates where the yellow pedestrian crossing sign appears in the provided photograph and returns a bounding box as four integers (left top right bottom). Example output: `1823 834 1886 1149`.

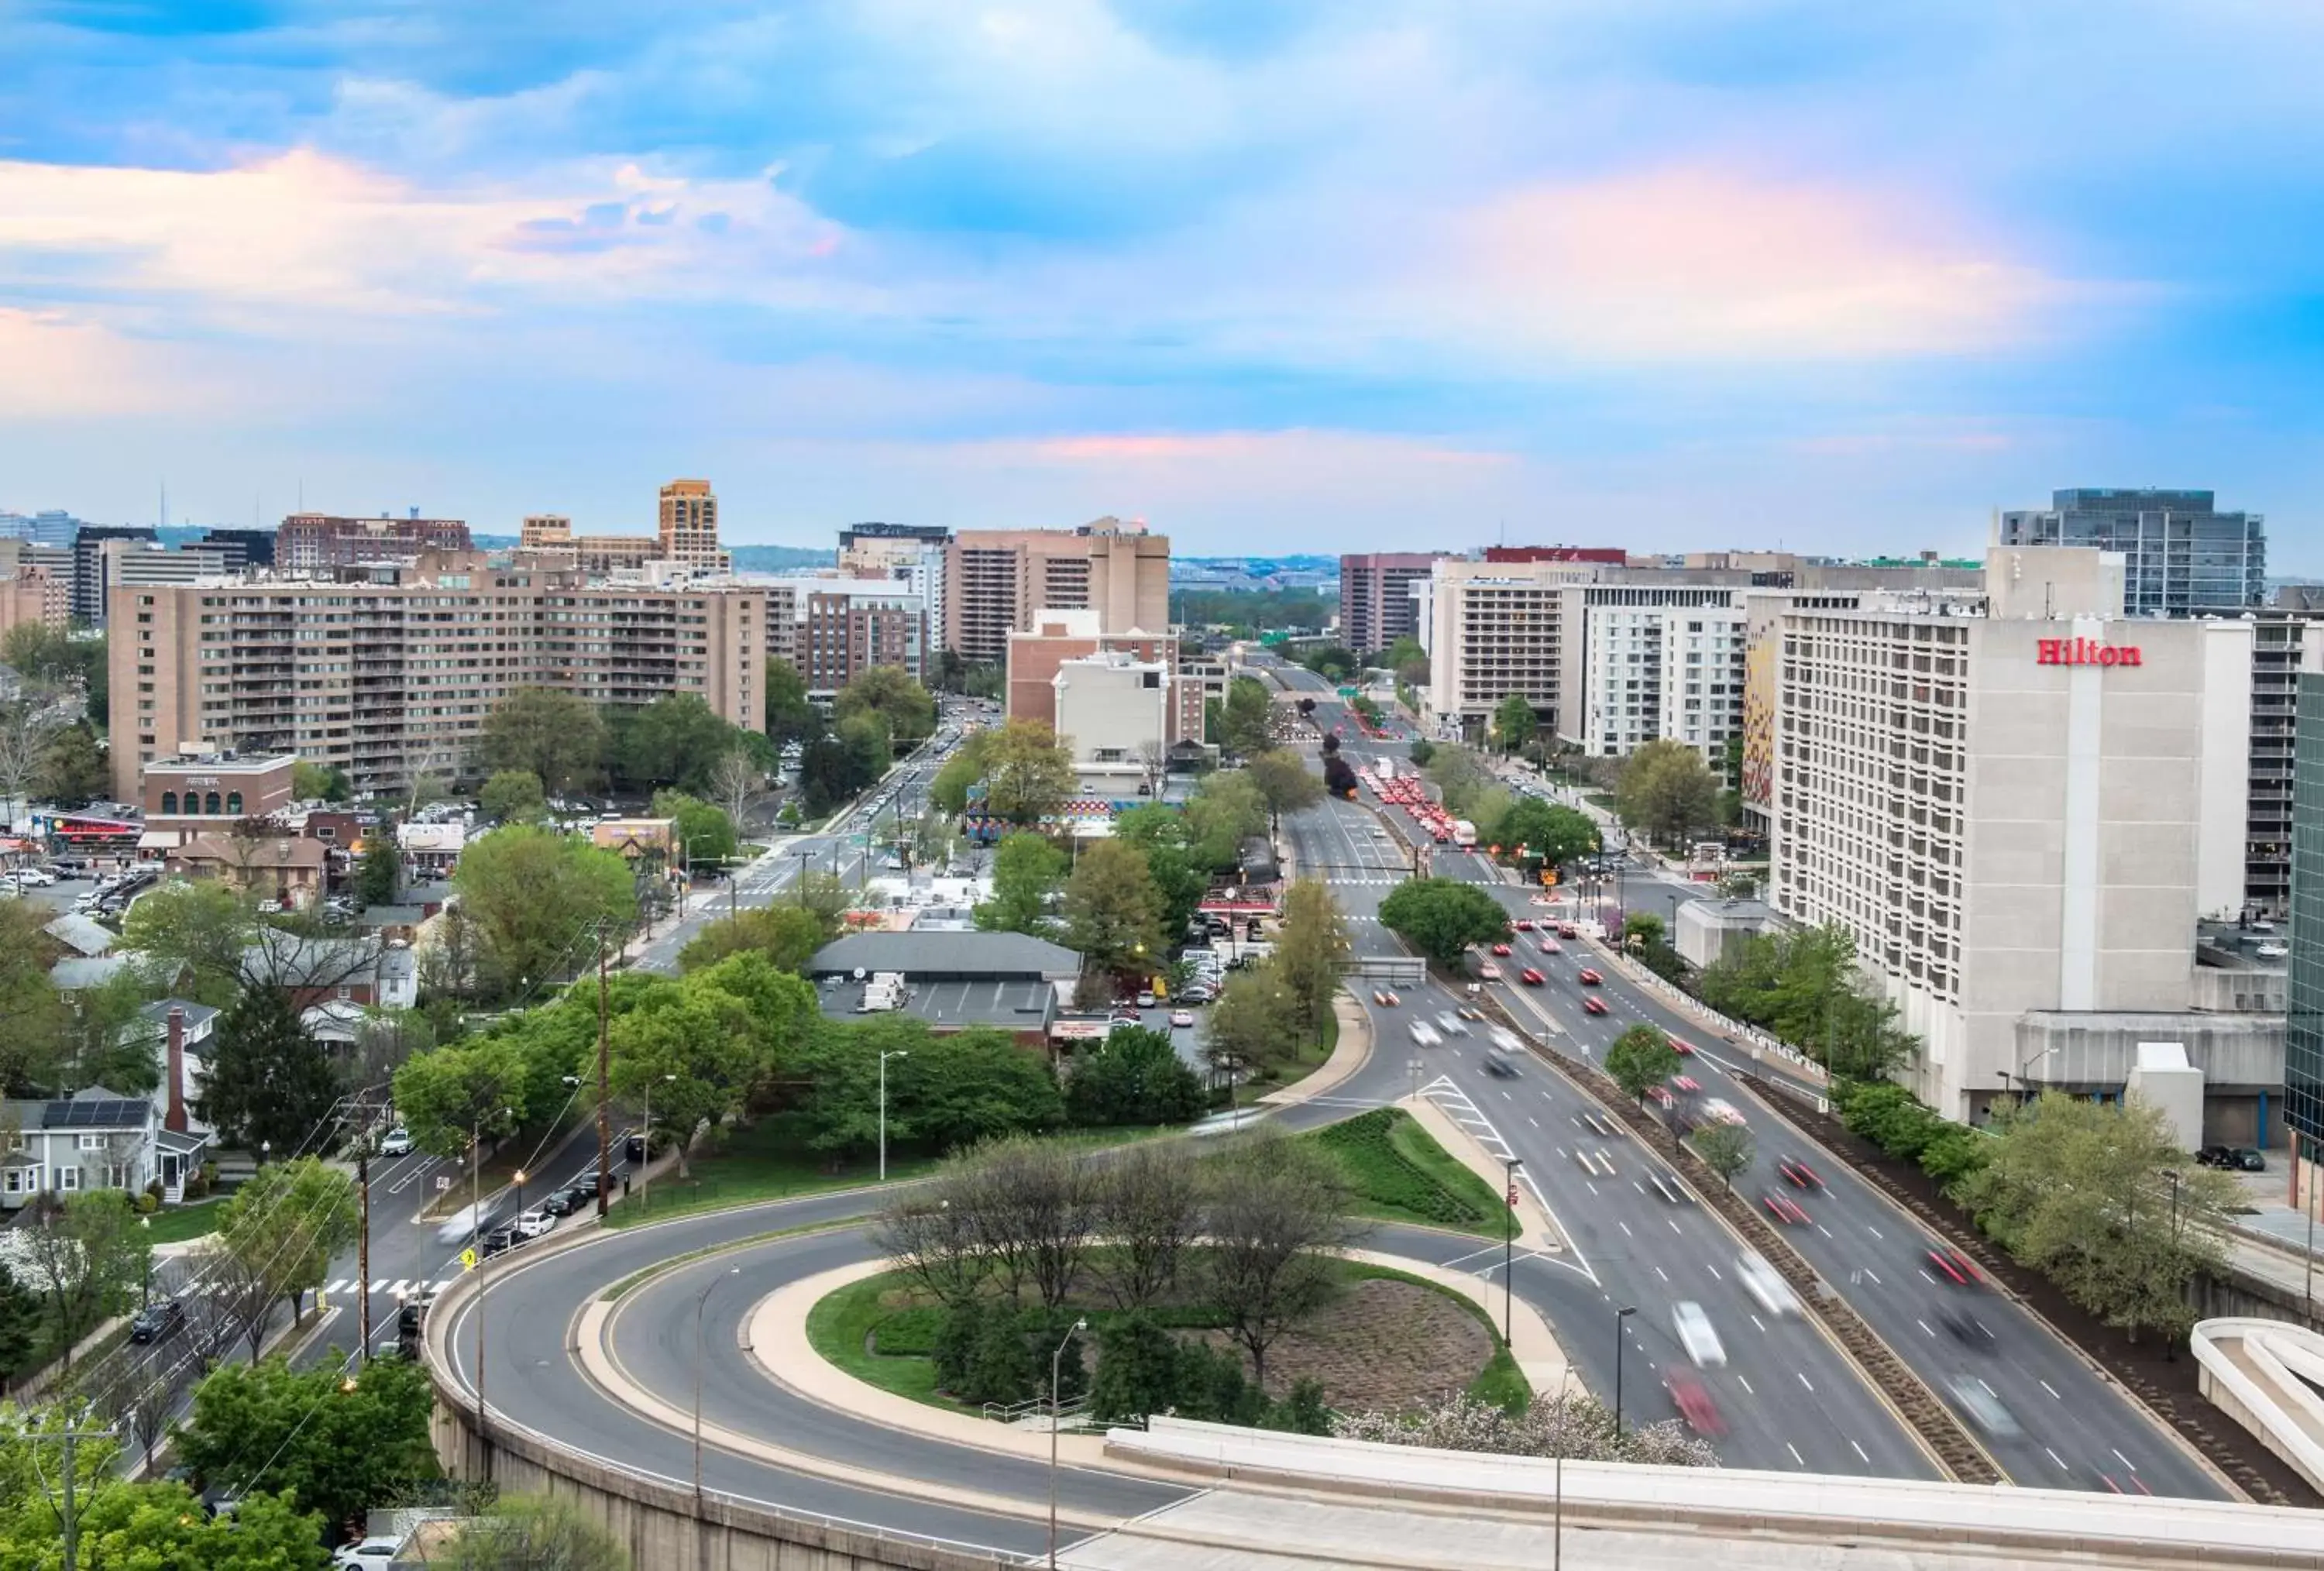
459 1247 478 1271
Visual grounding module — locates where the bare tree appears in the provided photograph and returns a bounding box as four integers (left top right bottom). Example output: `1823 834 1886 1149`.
0 699 64 818
198 1240 279 1365
708 749 761 835
870 1193 988 1309
1136 738 1169 799
1200 1127 1367 1391
1093 1140 1201 1311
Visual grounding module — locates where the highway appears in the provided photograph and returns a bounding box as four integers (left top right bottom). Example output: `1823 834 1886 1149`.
1271 665 2227 1499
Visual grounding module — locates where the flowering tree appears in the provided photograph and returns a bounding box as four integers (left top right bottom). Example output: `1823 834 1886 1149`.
1332 1389 1716 1467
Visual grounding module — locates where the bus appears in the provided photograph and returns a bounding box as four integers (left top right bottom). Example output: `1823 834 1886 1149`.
1452 819 1477 849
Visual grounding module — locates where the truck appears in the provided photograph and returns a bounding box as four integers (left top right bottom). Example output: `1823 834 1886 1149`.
1375 756 1397 781
1452 819 1477 849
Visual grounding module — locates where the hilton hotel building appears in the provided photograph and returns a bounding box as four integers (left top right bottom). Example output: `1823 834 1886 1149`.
1769 546 2269 1126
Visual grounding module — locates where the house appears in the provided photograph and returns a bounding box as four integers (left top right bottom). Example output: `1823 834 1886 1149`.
165 834 328 912
0 1008 211 1206
50 954 135 993
241 933 418 1011
805 930 1078 1047
41 913 115 958
301 999 368 1050
128 999 215 1098
394 822 466 879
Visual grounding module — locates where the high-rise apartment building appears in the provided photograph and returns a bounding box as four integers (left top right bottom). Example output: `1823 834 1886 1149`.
1555 587 1746 759
945 519 1169 665
658 480 723 568
112 552 763 800
520 514 656 575
1769 546 2256 1122
1339 553 1446 656
1997 489 2264 615
72 526 156 624
1425 557 1599 736
751 573 929 696
277 511 472 571
2285 671 2324 1209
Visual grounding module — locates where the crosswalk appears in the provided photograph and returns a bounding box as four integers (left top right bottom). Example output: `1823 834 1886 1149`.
321 1277 455 1300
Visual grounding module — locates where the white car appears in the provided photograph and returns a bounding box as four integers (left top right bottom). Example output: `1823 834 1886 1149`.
1487 1024 1525 1054
333 1538 402 1569
1433 1010 1470 1037
2257 941 2289 959
1671 1301 1726 1368
1134 991 1157 1008
1408 1021 1443 1048
378 1127 414 1157
1169 1010 1194 1029
1734 1251 1801 1318
514 1207 556 1239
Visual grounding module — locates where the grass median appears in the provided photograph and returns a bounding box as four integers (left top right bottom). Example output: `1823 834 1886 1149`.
1305 1107 1508 1239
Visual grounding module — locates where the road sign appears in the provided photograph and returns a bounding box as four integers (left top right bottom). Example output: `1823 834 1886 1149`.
434 1175 452 1192
459 1247 478 1271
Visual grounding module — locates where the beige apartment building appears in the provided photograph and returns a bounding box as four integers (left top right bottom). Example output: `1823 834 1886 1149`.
517 479 731 576
946 519 1169 665
1425 557 1599 735
112 551 763 801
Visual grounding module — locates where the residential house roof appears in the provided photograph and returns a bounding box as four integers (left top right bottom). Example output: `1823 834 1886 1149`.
806 930 1082 981
50 955 133 992
42 913 115 957
173 834 328 872
137 999 219 1035
240 932 387 989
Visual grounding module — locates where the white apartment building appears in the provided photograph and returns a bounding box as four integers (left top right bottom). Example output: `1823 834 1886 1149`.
1769 546 2256 1122
1052 650 1173 779
1425 558 1597 737
1555 586 1746 759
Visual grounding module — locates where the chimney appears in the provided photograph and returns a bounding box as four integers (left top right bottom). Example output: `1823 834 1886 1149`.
164 1006 188 1134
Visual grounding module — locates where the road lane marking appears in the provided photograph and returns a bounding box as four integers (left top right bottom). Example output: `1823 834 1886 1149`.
1652 1266 1668 1283
1736 1375 1753 1394
1786 1443 1804 1466
1917 1318 1934 1337
2044 1447 2068 1472
1796 1373 1813 1392
1749 1313 1766 1333
1866 1226 1883 1239
2040 1379 2061 1399
2113 1448 2137 1471
1861 1267 1881 1285
1704 1263 1722 1280
1851 1439 1869 1463
1618 1221 1633 1237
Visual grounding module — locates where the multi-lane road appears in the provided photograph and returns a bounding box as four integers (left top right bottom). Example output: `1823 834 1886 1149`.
1277 666 2225 1497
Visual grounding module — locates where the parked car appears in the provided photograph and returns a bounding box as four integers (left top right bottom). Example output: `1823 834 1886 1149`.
129 1298 187 1345
2198 1145 2267 1171
541 1190 579 1217
480 1226 519 1258
1134 991 1157 1009
333 1539 404 1570
514 1207 556 1239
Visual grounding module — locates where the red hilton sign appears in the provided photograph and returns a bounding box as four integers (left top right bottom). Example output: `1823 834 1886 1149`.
2037 637 2141 668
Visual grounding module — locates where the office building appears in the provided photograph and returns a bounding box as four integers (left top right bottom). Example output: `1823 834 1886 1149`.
1053 650 1177 781
519 514 656 575
106 541 228 593
1556 587 1747 759
277 511 471 571
517 479 731 577
71 526 156 624
1425 556 1600 737
1006 610 1197 744
110 551 764 801
0 511 85 548
139 750 298 852
1339 554 1446 657
2286 672 2324 1211
840 523 949 634
946 519 1169 665
1997 488 2264 616
751 575 929 696
1769 545 2261 1124
195 528 277 572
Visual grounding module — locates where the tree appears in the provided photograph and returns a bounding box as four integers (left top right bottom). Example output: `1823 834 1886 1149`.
390 1034 524 1157
438 1494 631 1571
836 665 937 746
1492 694 1538 755
1218 676 1274 758
480 687 607 798
1271 879 1349 1047
1697 923 1917 1079
1488 799 1597 869
354 830 401 907
610 693 755 794
1184 770 1266 870
32 722 105 809
20 1193 148 1372
198 985 339 1157
173 1354 435 1537
799 1019 1063 1157
1616 738 1719 849
452 826 637 998
955 1135 1102 1311
0 700 64 816
120 879 260 1006
974 832 1067 937
765 657 820 745
0 902 67 1095
1376 878 1509 968
1604 1024 1682 1109
799 734 874 816
1958 1091 2237 1344
1300 645 1358 683
650 789 737 868
1688 1122 1755 1191
0 1265 40 1384
1203 959 1301 1081
1061 840 1165 982
980 720 1076 824
0 1481 328 1569
1201 1128 1366 1391
1063 1028 1205 1127
603 981 761 1177
707 749 761 831
1092 1141 1202 1309
292 759 352 803
218 1156 359 1328
1408 738 1435 767
1140 840 1210 940
480 768 548 825
677 904 830 975
1245 750 1322 824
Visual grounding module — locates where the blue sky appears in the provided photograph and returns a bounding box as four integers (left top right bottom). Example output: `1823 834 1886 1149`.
2 1 2319 565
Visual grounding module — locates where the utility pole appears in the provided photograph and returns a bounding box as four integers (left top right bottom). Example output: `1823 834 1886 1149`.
596 925 612 1221
37 1421 112 1571
356 1140 373 1360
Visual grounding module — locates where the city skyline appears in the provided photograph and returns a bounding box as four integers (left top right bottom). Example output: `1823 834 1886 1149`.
4 3 2321 565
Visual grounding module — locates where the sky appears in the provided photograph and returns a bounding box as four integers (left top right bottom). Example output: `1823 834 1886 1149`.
2 2 2320 566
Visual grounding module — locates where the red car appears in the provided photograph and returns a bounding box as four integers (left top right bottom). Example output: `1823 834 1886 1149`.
1777 1157 1824 1190
1927 1246 1981 1286
1518 967 1545 985
1762 1191 1810 1226
1576 968 1602 985
1539 937 1562 954
1666 1370 1725 1436
1490 943 1512 956
1645 1085 1674 1109
1514 919 1535 931
1478 962 1502 981
1557 923 1580 939
1671 1075 1700 1094
1582 995 1608 1016
1668 1036 1695 1055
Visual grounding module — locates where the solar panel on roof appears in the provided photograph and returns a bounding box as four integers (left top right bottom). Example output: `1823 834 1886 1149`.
43 1100 146 1129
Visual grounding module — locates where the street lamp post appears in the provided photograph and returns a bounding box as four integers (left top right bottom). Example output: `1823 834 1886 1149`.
1501 1156 1524 1346
1552 1366 1573 1571
1048 1318 1088 1571
1611 1305 1637 1435
693 1266 741 1514
878 1050 909 1182
641 1073 676 1210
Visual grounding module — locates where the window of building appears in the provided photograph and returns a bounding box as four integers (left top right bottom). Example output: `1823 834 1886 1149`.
56 1167 80 1192
160 792 177 814
205 792 221 815
227 792 242 814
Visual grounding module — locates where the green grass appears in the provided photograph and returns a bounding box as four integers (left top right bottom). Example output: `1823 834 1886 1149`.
139 1198 228 1245
1307 1108 1508 1239
804 1271 951 1406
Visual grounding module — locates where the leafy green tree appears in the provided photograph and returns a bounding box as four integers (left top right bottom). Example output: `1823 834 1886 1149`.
1492 694 1538 755
0 1481 328 1569
1687 1121 1755 1191
480 687 606 797
677 904 831 974
1697 923 1915 1078
610 693 755 793
198 985 339 1157
1184 770 1267 870
603 981 760 1177
1203 958 1301 1080
836 665 937 744
975 832 1067 936
1088 1311 1188 1424
452 826 637 998
218 1155 359 1326
0 902 67 1095
1064 1028 1205 1126
799 733 875 814
120 879 260 1007
480 768 548 824
1615 737 1718 849
0 1266 40 1383
1376 878 1510 967
1272 879 1349 1047
437 1495 630 1571
1140 840 1210 940
389 1033 525 1157
292 760 352 803
173 1354 436 1535
32 722 105 808
18 1193 147 1372
1488 799 1597 868
795 1019 1064 1155
1110 803 1185 850
1604 1025 1682 1108
838 711 892 783
765 656 820 745
354 830 401 907
1062 840 1166 984
1218 676 1275 757
650 789 737 866
982 719 1076 824
1299 645 1359 683
1245 750 1322 824
1408 738 1435 767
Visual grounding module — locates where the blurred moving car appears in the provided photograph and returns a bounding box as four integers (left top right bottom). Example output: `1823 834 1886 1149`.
1169 1009 1194 1028
1947 1375 2021 1438
1576 968 1602 985
1490 943 1512 956
1760 1190 1810 1226
1373 989 1400 1007
1734 1251 1801 1317
1665 1369 1725 1436
1409 1021 1443 1047
1483 1050 1519 1079
1776 1156 1823 1189
1926 1245 1982 1286
1435 1010 1470 1036
1582 995 1608 1016
1672 1301 1726 1367
1518 967 1545 985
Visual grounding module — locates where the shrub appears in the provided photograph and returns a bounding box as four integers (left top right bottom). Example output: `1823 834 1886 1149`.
931 1299 987 1394
1089 1311 1184 1424
1315 1109 1488 1229
961 1311 1039 1408
134 1192 157 1215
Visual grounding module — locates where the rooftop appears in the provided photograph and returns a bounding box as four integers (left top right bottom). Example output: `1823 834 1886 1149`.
807 930 1081 980
815 975 1057 1033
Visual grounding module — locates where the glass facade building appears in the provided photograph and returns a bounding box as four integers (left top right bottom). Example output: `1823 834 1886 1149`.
2287 672 2324 1150
1997 488 2265 615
